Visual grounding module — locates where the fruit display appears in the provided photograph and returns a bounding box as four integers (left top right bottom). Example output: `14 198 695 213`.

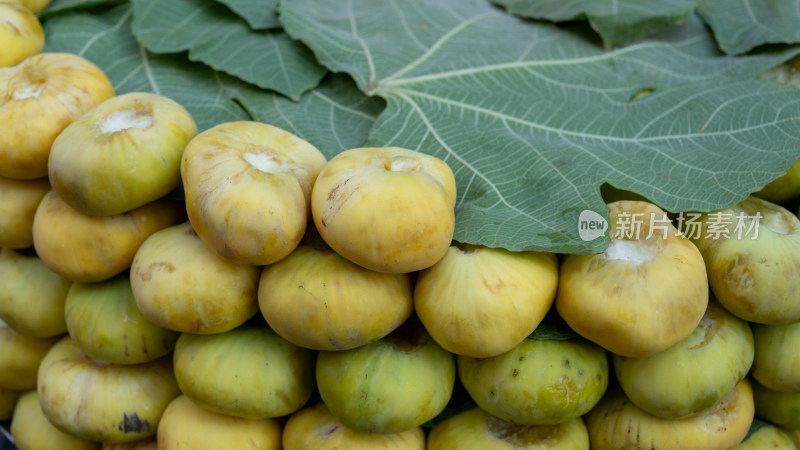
5 1 800 449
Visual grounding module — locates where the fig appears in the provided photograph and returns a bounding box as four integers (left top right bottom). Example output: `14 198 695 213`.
6 0 52 14
258 233 413 351
0 319 58 390
102 438 158 450
415 244 558 358
0 387 20 421
311 147 456 273
557 200 708 357
157 395 282 450
734 423 796 449
33 190 185 283
427 407 590 450
11 390 100 450
687 196 800 324
457 337 608 426
1 53 114 179
0 175 49 248
181 121 327 265
613 298 754 419
754 158 800 204
0 3 43 68
316 316 456 433
130 221 259 334
48 92 197 216
752 321 800 392
172 326 315 419
37 337 180 444
585 378 754 449
282 401 426 450
0 247 71 338
64 274 179 364
752 379 800 429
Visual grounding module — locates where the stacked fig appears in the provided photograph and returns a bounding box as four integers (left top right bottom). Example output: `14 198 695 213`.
4 5 800 449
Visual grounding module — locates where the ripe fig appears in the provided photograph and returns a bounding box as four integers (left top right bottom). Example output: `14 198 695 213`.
0 3 43 68
0 176 49 248
11 390 100 450
752 320 800 392
0 319 58 390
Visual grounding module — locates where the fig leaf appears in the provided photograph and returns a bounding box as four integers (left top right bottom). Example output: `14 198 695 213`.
280 0 800 254
216 0 279 30
698 0 800 55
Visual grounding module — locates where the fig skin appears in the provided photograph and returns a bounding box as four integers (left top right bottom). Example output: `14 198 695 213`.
754 158 800 204
557 200 708 357
734 424 796 450
1 53 114 180
427 407 589 450
415 244 558 358
258 234 414 351
458 337 608 426
585 378 754 449
11 390 100 450
613 298 754 419
172 326 315 420
130 221 260 334
37 337 180 444
101 438 158 450
688 196 800 324
64 274 179 365
283 401 426 450
0 247 71 338
752 379 800 429
181 121 327 265
158 395 282 450
752 321 800 392
0 176 49 248
33 190 186 283
316 317 456 434
311 147 457 273
0 3 43 68
6 0 53 14
48 92 197 216
0 387 21 421
0 320 58 390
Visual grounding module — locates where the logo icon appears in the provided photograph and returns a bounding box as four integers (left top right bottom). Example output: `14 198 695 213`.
578 210 607 242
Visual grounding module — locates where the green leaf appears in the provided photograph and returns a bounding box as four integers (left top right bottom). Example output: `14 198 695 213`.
492 0 701 48
130 0 325 100
43 4 251 130
39 0 125 18
217 0 278 30
527 307 583 341
279 0 800 254
238 73 385 158
698 0 800 55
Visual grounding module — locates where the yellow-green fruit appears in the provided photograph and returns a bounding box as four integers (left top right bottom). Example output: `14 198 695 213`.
11 390 100 450
753 379 800 429
585 379 754 449
752 321 800 392
258 235 413 351
48 92 197 216
33 191 185 283
316 317 456 433
688 196 800 324
0 3 43 68
734 423 796 449
130 221 259 334
0 320 57 390
0 247 71 338
613 299 754 419
173 326 315 419
415 244 558 358
427 408 589 450
0 387 21 421
311 147 457 273
181 121 327 265
557 200 708 357
0 176 49 248
458 338 608 426
64 274 179 364
283 401 426 450
101 438 157 450
0 53 114 179
6 0 53 14
754 159 800 205
157 395 282 450
37 337 180 444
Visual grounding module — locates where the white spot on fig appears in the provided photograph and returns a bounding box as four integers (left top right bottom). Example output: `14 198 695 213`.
99 108 153 134
243 152 301 174
604 239 657 263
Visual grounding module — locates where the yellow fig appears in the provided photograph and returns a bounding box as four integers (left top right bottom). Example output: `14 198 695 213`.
0 3 43 68
0 175 49 248
0 387 20 421
0 319 58 390
11 390 100 450
752 320 800 392
734 423 796 449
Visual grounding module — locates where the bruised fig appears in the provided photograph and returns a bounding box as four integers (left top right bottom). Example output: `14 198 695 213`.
283 401 425 450
0 53 114 179
311 147 456 273
557 200 708 357
181 121 326 265
48 92 197 215
427 408 589 450
0 3 43 68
